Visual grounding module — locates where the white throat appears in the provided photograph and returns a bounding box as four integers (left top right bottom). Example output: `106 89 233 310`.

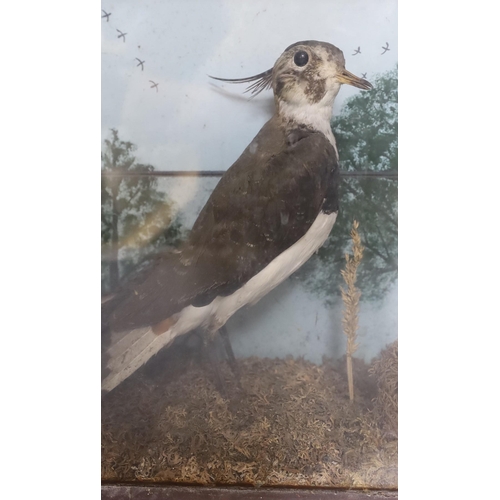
278 99 338 159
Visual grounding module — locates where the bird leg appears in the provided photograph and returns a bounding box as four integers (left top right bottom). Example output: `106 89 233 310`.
218 325 242 386
203 333 228 398
202 326 242 397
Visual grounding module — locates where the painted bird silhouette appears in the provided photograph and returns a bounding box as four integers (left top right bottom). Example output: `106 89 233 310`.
381 42 390 55
135 58 145 71
361 72 367 79
101 10 111 22
149 80 159 92
352 46 361 56
117 29 127 42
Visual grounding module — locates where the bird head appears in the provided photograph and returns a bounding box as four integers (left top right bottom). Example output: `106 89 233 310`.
210 40 372 109
271 41 372 110
210 41 372 136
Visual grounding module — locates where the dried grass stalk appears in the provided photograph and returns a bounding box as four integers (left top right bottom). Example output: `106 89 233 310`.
340 220 364 402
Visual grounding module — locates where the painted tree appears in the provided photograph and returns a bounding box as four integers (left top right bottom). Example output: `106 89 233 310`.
299 66 398 301
101 129 183 293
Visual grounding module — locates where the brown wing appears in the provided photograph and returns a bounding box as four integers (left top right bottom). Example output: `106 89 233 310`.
105 118 339 332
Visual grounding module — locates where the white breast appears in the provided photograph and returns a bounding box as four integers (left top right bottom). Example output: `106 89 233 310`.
277 93 340 160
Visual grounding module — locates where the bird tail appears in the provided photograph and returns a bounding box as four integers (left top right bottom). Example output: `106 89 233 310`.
102 296 180 395
101 252 194 395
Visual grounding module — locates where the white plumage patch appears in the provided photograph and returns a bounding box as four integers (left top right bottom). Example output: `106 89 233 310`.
102 210 337 392
278 91 340 159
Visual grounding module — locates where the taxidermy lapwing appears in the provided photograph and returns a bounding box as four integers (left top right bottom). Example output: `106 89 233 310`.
102 40 372 393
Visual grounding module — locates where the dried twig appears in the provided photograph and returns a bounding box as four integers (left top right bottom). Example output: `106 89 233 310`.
340 220 364 402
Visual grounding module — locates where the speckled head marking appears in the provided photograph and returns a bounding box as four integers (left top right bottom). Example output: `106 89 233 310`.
273 41 343 104
272 41 372 106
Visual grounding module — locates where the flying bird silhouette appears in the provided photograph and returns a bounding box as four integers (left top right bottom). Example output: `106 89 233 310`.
149 80 159 92
117 29 127 42
361 72 367 79
135 58 145 71
101 10 111 22
352 46 361 55
102 40 373 394
381 42 390 55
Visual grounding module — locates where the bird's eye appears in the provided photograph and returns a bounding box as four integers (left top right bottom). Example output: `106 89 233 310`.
294 50 309 67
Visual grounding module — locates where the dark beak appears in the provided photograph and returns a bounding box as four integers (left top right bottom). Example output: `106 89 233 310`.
338 69 373 90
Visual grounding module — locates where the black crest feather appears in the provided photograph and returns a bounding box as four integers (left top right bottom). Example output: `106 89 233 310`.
208 69 273 96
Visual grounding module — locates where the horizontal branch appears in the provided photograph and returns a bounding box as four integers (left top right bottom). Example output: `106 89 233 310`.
101 169 398 180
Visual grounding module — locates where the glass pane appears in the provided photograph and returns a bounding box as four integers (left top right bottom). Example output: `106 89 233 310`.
102 0 397 490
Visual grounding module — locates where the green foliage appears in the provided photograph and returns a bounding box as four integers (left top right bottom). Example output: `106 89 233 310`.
101 129 184 293
335 66 398 173
299 66 398 302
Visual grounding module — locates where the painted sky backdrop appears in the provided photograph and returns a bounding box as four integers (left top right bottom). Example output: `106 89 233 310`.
101 0 398 172
101 0 398 362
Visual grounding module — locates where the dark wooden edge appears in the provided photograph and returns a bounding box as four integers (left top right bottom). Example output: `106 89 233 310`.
102 484 397 500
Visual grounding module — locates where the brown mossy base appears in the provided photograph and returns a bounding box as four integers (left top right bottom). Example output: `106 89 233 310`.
102 340 397 489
